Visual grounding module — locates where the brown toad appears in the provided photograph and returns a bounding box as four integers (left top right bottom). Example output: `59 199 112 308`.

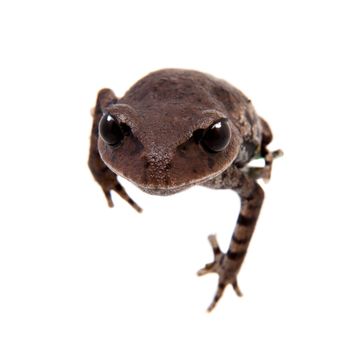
88 69 282 311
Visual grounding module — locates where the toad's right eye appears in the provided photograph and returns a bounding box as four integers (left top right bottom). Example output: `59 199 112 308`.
99 114 125 147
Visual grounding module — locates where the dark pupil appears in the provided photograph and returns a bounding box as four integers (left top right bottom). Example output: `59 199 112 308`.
99 114 124 146
201 119 231 153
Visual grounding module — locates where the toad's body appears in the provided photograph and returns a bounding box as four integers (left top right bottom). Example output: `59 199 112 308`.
88 69 281 311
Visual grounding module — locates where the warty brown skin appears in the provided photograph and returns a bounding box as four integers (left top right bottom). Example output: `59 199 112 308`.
88 68 282 311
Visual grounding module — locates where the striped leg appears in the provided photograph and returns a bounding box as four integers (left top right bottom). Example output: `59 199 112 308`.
198 171 264 312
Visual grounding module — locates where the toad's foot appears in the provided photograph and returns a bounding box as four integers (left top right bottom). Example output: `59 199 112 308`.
197 235 243 312
245 148 283 182
103 180 142 213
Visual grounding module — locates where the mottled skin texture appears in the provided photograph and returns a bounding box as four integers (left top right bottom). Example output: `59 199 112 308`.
88 69 282 311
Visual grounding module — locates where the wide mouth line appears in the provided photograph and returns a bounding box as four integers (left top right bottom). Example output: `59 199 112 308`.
138 182 188 191
129 168 225 192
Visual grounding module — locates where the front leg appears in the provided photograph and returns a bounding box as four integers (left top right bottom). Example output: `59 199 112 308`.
88 89 142 212
199 168 264 311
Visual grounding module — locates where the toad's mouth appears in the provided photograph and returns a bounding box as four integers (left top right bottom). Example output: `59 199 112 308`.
124 167 225 196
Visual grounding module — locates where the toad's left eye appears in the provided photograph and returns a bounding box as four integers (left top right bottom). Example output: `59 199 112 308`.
200 119 231 153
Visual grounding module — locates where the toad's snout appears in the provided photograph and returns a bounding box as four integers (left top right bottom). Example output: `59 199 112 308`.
143 152 173 188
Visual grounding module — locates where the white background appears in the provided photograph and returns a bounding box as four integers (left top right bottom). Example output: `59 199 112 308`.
0 0 349 349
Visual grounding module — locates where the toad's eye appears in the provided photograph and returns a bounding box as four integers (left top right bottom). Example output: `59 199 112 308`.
200 119 231 153
99 114 128 147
